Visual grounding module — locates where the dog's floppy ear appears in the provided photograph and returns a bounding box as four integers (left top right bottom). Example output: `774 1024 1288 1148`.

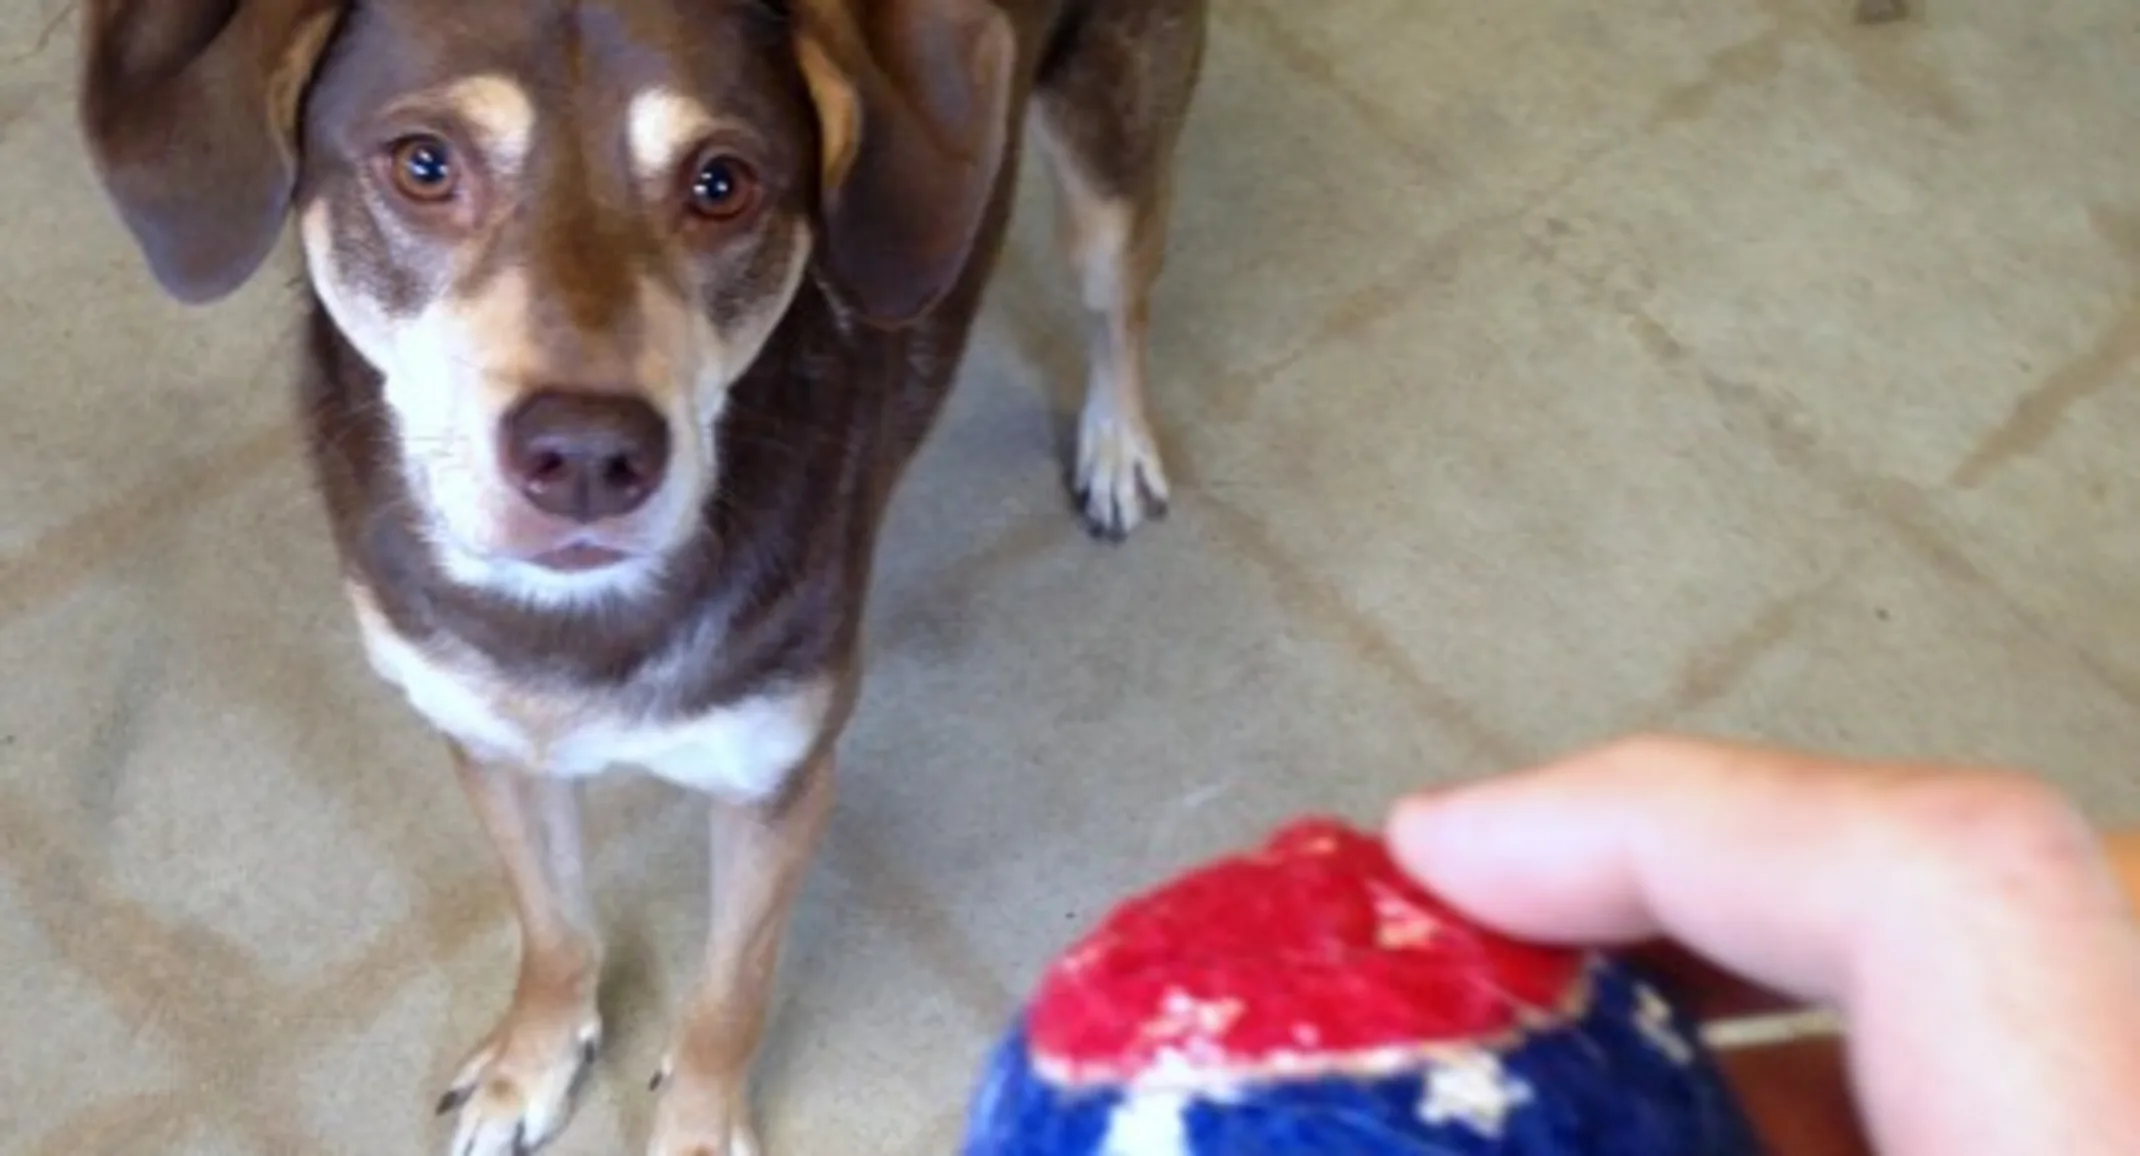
792 0 1015 328
77 0 344 305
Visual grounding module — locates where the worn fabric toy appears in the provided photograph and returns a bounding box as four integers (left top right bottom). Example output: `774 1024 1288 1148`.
961 818 1766 1155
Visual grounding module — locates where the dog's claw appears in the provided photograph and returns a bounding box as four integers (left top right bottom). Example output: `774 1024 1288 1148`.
1074 478 1166 543
646 1070 762 1156
440 1010 601 1156
1072 409 1170 542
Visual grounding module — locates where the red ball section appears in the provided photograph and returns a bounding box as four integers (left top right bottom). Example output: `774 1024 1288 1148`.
1026 818 1588 1088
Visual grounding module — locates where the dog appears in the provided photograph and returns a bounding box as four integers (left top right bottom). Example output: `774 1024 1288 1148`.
75 0 1207 1152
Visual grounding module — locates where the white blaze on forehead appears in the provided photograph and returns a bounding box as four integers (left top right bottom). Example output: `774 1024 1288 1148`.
627 87 716 181
438 74 537 172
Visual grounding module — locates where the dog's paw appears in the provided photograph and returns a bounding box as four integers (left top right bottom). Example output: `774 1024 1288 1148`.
437 1004 600 1156
1073 406 1170 542
645 1055 760 1156
645 1117 760 1156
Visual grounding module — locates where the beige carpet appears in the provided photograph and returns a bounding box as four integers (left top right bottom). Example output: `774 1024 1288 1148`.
8 0 2140 1153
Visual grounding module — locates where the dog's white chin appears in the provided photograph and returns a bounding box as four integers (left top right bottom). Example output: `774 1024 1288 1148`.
406 455 705 612
435 539 669 610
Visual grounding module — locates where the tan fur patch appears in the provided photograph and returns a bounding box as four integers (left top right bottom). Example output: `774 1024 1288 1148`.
376 73 540 175
267 13 345 168
626 88 718 183
794 37 861 193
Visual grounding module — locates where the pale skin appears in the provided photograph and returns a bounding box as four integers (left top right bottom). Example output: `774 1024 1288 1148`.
1385 734 2140 1156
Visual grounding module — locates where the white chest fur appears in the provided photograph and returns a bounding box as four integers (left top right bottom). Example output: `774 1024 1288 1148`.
348 589 830 800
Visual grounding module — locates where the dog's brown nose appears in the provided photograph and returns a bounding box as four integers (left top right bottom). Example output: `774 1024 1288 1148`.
501 391 670 523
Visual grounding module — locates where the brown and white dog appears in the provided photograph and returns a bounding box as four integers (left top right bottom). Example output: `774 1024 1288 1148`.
75 0 1206 1152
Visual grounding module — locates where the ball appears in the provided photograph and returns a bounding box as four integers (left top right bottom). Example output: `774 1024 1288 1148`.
960 817 1767 1155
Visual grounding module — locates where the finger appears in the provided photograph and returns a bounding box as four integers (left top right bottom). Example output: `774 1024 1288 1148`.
1390 734 2140 1156
1718 1038 1871 1156
1614 826 2140 1023
1385 734 1933 1004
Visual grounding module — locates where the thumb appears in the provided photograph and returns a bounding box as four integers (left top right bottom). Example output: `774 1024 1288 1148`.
1382 734 1903 1005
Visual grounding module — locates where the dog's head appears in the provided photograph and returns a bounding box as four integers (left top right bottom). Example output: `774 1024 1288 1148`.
77 0 1013 604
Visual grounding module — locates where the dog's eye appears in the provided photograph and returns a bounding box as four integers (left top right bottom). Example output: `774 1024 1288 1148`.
688 154 759 222
388 136 458 202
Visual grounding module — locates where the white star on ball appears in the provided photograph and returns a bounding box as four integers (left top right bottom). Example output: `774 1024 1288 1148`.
1418 1049 1535 1138
1634 983 1696 1065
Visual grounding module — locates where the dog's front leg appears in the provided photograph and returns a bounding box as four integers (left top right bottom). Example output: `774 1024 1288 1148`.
438 744 605 1156
648 755 835 1156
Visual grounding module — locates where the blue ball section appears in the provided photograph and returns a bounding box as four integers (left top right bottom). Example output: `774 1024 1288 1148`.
960 960 1769 1156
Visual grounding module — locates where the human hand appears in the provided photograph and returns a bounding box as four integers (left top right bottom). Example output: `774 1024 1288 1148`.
1384 735 2140 1156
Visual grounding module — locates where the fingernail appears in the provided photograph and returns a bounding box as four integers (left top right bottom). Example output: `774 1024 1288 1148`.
1385 793 1470 878
1387 791 1451 839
